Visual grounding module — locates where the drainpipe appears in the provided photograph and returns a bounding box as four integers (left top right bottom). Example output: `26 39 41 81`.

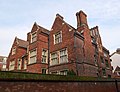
48 34 50 74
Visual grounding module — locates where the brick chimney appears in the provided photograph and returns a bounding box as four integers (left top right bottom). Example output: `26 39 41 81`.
76 11 88 28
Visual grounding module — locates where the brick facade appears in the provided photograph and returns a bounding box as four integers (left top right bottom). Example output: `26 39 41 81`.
6 37 28 71
6 10 112 77
27 23 49 73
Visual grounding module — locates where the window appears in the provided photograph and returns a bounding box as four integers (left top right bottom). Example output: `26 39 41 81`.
50 52 58 66
95 29 98 35
24 59 27 69
42 68 47 74
60 49 68 64
92 29 95 36
54 31 62 44
102 69 106 76
9 60 15 71
31 32 37 43
90 31 93 36
100 56 104 63
60 70 68 75
29 49 37 64
105 59 109 68
12 47 16 55
51 71 58 75
42 49 47 63
17 59 21 70
94 55 97 66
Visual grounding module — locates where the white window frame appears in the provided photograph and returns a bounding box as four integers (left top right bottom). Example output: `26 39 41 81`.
54 31 62 44
31 32 37 43
50 52 58 66
51 71 59 75
29 49 37 64
12 47 16 55
60 48 68 64
9 60 15 71
24 59 27 70
60 69 68 75
17 59 22 70
42 49 48 63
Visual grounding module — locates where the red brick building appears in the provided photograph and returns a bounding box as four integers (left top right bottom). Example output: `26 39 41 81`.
27 22 49 73
6 10 112 77
7 37 29 71
49 11 112 77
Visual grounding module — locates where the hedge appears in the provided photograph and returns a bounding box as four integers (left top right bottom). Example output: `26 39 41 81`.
0 71 117 82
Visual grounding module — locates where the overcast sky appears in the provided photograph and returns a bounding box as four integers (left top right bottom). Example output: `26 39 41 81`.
0 0 120 56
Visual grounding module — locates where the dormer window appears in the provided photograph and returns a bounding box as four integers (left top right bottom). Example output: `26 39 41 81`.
54 31 62 44
12 47 16 55
31 32 37 43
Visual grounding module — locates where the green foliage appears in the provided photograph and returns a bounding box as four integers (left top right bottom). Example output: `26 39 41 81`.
0 71 116 81
67 69 76 76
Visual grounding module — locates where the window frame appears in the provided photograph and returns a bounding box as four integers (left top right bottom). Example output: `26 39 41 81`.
41 49 48 63
50 52 58 66
60 48 68 64
12 47 16 55
31 32 37 43
29 49 37 64
105 59 109 68
9 60 15 71
24 59 27 70
100 56 104 64
17 58 21 70
102 69 106 76
54 31 62 44
60 69 68 75
42 68 47 74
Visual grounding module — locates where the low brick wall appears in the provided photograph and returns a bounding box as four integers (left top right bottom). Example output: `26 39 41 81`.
0 80 119 92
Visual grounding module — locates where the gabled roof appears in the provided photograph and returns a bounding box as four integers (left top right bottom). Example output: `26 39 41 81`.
32 22 50 35
52 13 76 31
37 24 50 35
102 46 109 54
115 66 120 72
16 37 29 48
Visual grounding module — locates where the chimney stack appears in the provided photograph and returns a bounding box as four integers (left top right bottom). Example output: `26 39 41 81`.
76 10 88 28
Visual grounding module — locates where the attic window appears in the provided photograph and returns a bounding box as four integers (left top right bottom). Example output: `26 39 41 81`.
31 32 37 43
12 47 16 55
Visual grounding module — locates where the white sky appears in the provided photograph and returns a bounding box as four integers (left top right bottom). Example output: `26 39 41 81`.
0 0 120 56
111 53 120 70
